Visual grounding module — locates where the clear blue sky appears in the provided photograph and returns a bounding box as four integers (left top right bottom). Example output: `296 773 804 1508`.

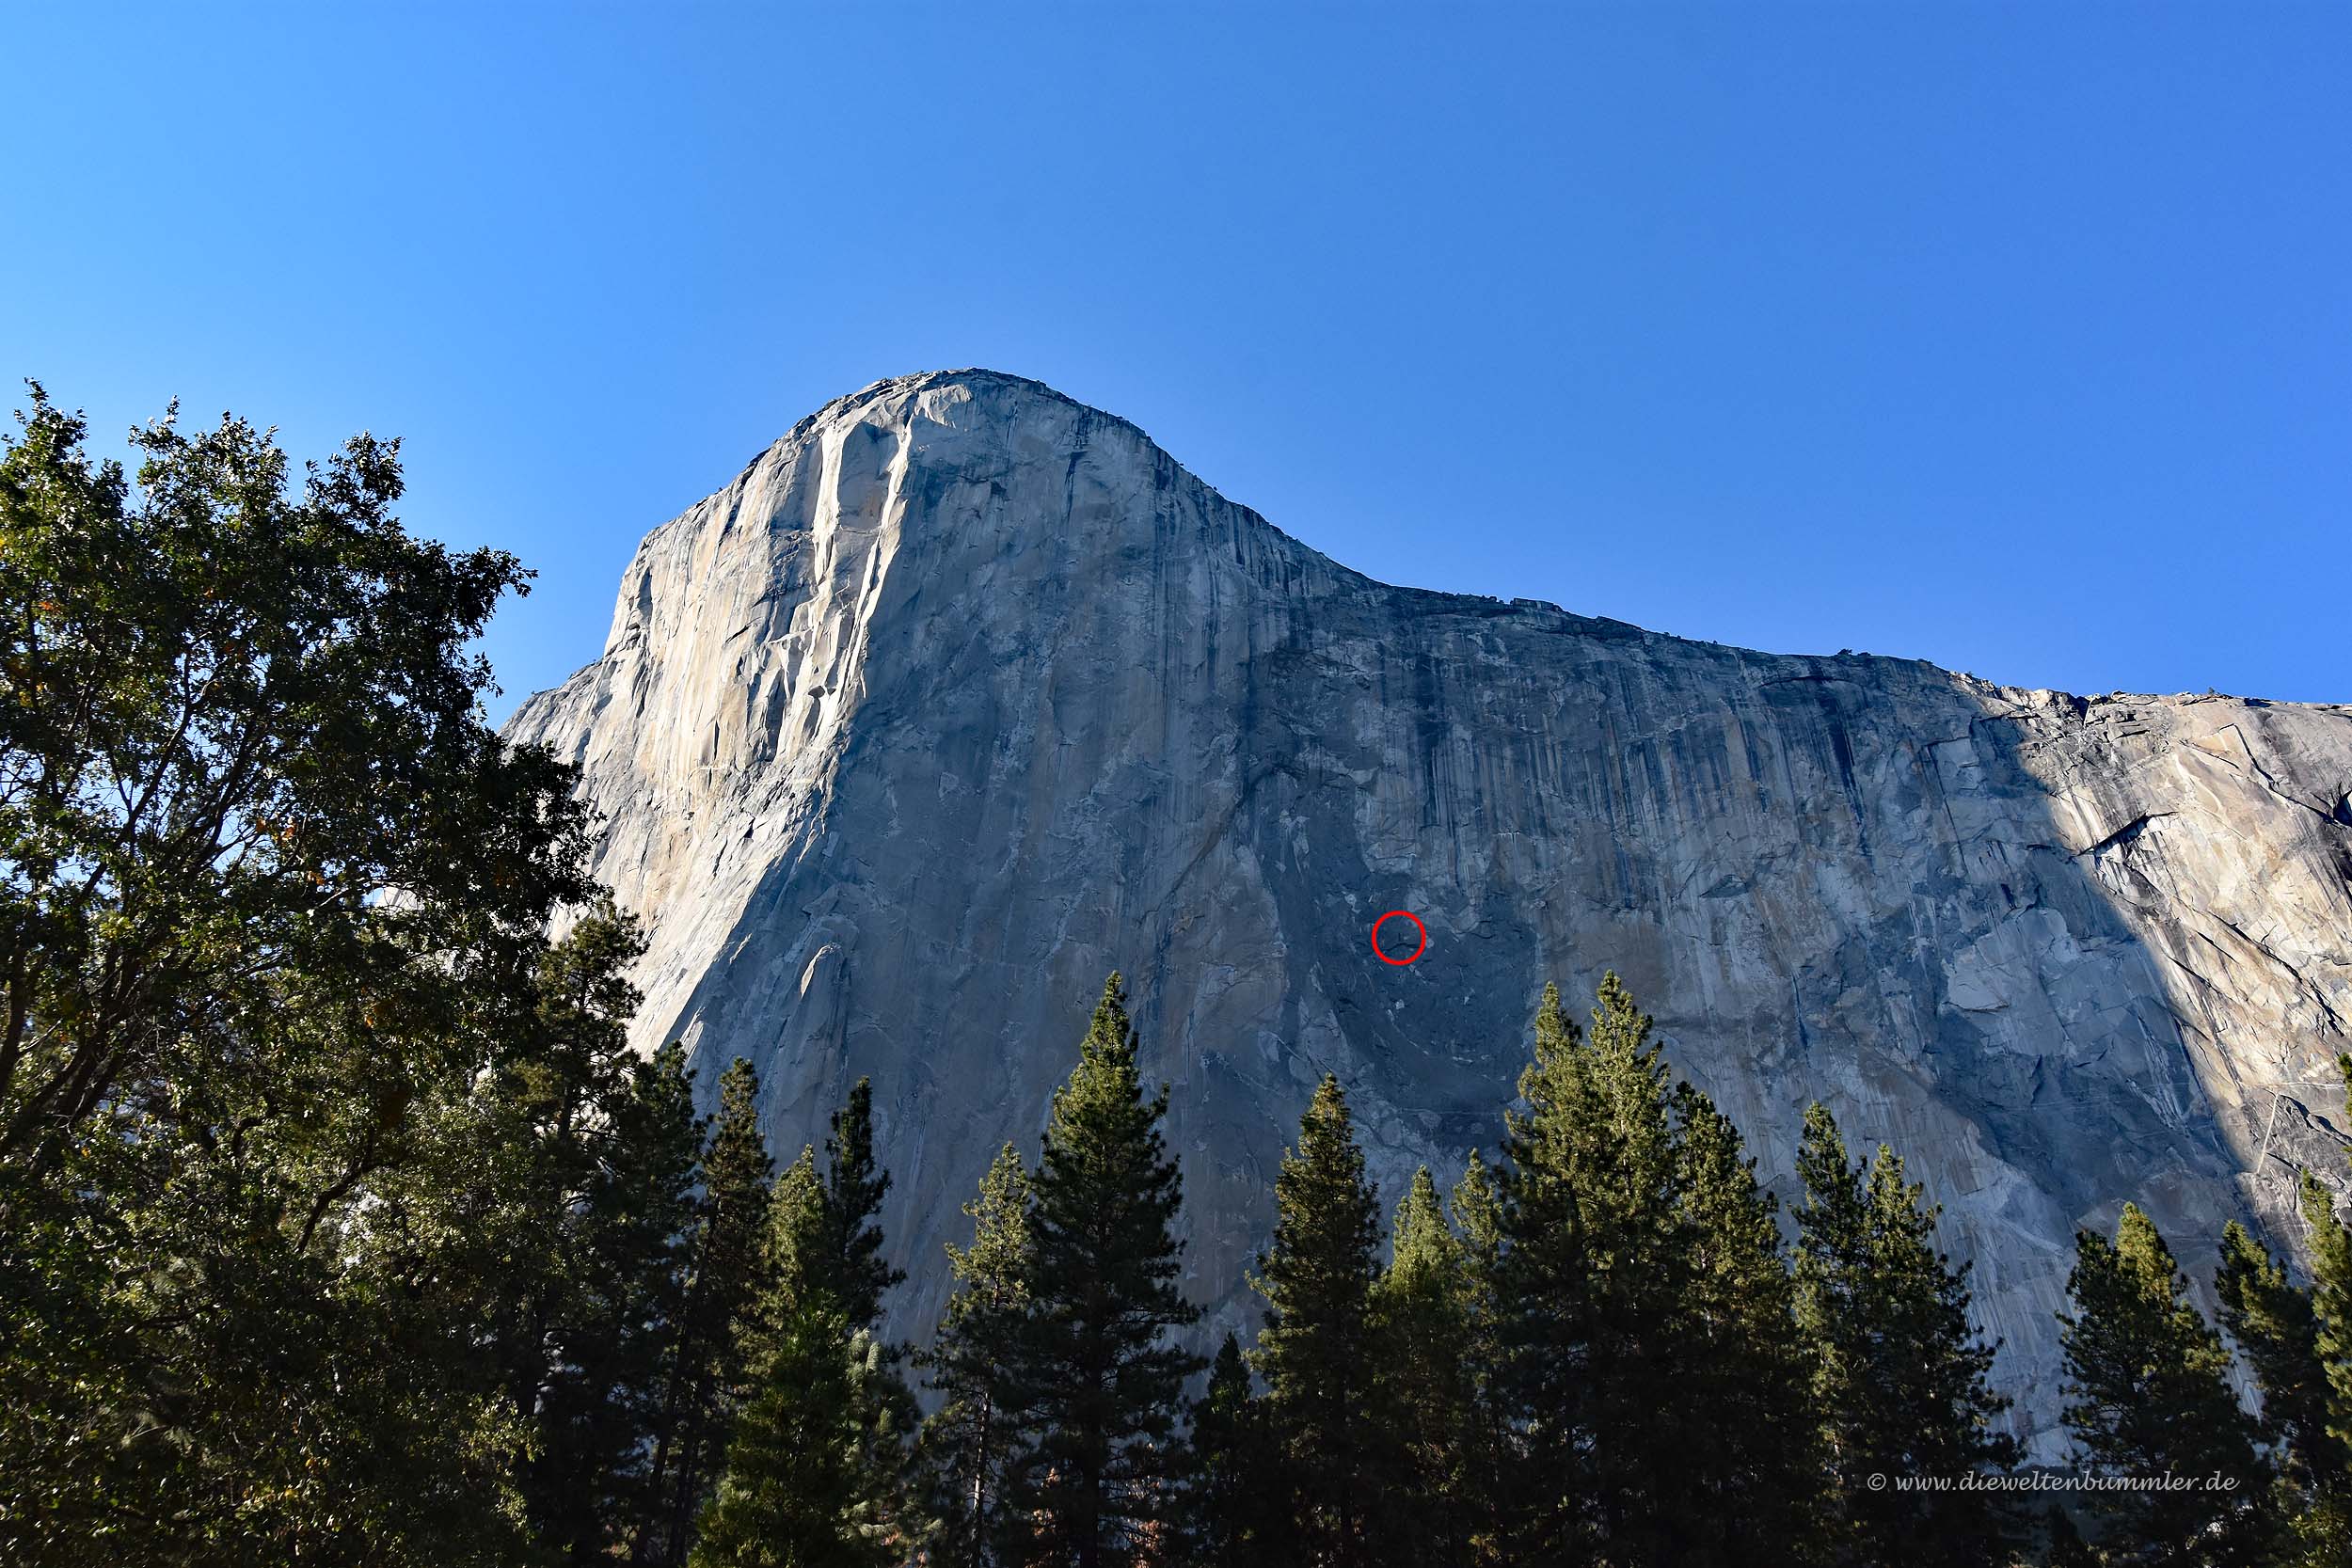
6 3 2346 717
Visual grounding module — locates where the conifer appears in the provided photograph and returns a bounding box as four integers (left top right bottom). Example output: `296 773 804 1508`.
1186 1333 1283 1568
1494 974 1690 1560
1251 1073 1390 1568
2058 1203 2265 1561
2304 1062 2352 1469
1448 1149 1511 1565
994 973 1201 1568
1451 1149 1504 1327
2216 1212 2336 1489
921 1143 1035 1568
1487 976 1841 1564
1490 981 1598 1557
2292 1158 2352 1560
642 1058 776 1564
823 1078 906 1335
770 1146 829 1307
1374 1165 1475 1567
466 911 707 1560
1671 1086 1822 1560
1794 1102 2016 1566
545 1038 706 1558
691 1117 915 1565
688 1309 912 1568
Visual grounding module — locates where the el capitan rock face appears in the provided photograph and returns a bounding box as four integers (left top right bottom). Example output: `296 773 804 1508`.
507 370 2352 1456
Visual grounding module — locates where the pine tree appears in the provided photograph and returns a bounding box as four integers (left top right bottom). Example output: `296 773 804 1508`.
1450 1149 1505 1353
994 973 1202 1568
822 1078 906 1336
2304 1060 2352 1471
539 1038 706 1560
2293 1149 2352 1560
365 902 704 1563
2058 1203 2265 1562
921 1143 1035 1568
1374 1165 1475 1568
690 1147 916 1568
1251 1073 1390 1568
769 1147 829 1305
641 1058 776 1565
1185 1334 1282 1568
2217 1204 2352 1562
689 1301 853 1568
1448 1148 1511 1565
1490 980 1601 1559
1485 975 1828 1565
452 910 709 1564
1493 974 1695 1560
1670 1086 1823 1562
1794 1102 2017 1567
2216 1212 2337 1490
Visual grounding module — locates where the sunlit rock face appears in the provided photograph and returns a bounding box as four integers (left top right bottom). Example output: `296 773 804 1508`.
508 369 2352 1458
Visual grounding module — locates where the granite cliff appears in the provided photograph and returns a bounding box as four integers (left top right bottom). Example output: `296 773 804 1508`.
507 370 2352 1455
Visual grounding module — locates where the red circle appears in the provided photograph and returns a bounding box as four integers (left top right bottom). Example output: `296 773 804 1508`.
1371 911 1427 966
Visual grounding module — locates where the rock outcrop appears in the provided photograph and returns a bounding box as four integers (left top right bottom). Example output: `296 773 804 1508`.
507 370 2352 1456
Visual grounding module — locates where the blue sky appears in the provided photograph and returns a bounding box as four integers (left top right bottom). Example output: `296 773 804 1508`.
5 3 2345 716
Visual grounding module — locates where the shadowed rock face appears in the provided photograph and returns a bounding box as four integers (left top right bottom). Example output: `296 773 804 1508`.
508 369 2352 1457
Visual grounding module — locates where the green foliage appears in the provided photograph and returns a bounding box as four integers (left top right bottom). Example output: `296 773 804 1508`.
1446 1148 1512 1565
434 912 707 1562
821 1078 905 1335
5 388 2319 1560
2216 1210 2339 1502
1249 1072 1391 1567
2269 1058 2352 1563
0 388 615 1565
691 1075 916 1567
1489 980 1602 1557
576 1041 709 1544
1490 974 1819 1565
1373 1165 1476 1567
993 973 1201 1568
1794 1102 2017 1566
689 1310 913 1568
0 388 590 1175
769 1146 829 1307
1670 1085 1824 1560
1185 1333 1283 1568
641 1059 776 1566
2305 1058 2352 1481
2278 1487 2352 1568
2058 1203 2265 1563
919 1142 1034 1568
